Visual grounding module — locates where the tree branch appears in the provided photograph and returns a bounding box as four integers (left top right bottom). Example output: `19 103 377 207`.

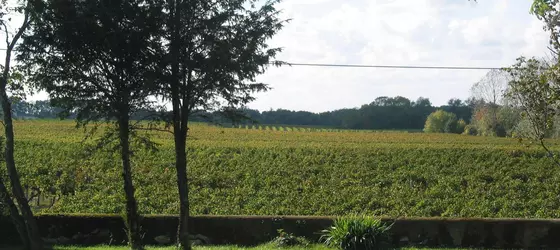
2 22 9 52
3 1 31 84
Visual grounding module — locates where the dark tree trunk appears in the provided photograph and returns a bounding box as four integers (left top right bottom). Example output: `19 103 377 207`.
0 178 30 250
0 80 43 250
1 5 39 249
169 1 191 249
174 125 190 249
117 114 143 250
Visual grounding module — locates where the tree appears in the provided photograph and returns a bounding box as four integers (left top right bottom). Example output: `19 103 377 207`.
498 0 560 164
497 105 522 137
447 98 463 107
456 119 467 134
414 97 432 107
423 110 459 133
531 0 560 56
0 0 43 249
441 98 473 123
19 1 163 248
158 0 286 248
469 69 511 136
504 57 559 163
471 69 509 105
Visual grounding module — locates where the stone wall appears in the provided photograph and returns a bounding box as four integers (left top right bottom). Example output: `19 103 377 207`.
1 215 560 248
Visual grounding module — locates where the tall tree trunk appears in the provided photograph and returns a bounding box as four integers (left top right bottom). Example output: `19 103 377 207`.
169 1 191 249
1 3 38 248
0 82 43 250
174 125 190 249
0 177 30 250
117 115 143 250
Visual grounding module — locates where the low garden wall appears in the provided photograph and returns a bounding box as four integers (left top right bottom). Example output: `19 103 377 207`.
2 215 560 248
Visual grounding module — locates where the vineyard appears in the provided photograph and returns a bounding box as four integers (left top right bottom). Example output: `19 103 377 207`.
232 124 423 133
4 119 560 218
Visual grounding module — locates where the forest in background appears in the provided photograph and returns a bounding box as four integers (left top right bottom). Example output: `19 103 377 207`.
10 96 472 130
11 68 543 139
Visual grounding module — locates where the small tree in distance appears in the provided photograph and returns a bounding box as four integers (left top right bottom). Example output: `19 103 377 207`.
424 110 461 134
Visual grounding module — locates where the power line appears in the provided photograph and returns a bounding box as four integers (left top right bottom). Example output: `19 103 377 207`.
279 62 502 70
0 47 505 70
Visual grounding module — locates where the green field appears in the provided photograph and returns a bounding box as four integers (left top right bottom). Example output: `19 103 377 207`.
5 120 560 218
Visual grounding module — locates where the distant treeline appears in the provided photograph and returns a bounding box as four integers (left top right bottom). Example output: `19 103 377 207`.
193 96 475 130
12 96 474 130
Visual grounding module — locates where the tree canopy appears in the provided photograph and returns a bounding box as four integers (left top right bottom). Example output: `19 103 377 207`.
19 0 165 248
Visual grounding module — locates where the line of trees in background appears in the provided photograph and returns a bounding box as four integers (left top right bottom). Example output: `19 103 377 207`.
424 66 560 140
9 96 473 130
238 96 473 130
423 69 528 138
10 64 560 142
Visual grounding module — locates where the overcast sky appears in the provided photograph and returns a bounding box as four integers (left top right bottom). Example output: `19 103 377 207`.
249 0 550 112
1 0 551 113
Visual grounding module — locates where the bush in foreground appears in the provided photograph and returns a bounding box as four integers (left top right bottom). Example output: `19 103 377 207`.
271 229 310 248
320 216 392 250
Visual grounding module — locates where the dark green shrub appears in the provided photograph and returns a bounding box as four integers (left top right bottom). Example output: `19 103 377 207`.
495 124 507 137
444 118 458 134
456 119 467 134
271 229 309 247
320 216 392 250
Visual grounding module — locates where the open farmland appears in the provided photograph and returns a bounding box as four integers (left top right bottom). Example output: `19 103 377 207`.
5 120 560 218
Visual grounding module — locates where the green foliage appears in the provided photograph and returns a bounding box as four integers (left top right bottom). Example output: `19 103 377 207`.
531 0 553 17
462 124 478 136
529 0 560 68
443 118 458 134
504 57 555 142
469 105 517 138
159 0 287 128
20 1 167 248
423 110 458 134
20 0 162 125
6 120 560 218
497 106 522 137
320 216 392 250
456 119 467 134
271 229 309 248
0 96 478 132
520 0 560 166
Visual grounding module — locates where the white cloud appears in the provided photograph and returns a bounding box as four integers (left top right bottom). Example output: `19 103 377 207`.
248 0 551 112
1 0 552 112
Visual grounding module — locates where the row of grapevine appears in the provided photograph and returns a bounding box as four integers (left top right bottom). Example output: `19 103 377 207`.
233 124 424 133
4 120 560 218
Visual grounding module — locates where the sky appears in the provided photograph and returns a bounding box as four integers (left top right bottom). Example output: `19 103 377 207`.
0 0 552 113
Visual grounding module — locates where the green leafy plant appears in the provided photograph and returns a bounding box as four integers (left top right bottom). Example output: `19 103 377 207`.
462 124 478 136
271 229 309 247
320 216 392 250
